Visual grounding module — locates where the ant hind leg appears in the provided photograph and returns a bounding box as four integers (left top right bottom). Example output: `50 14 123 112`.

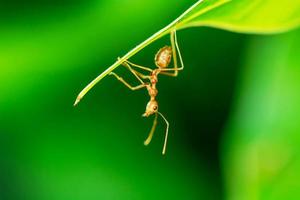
174 29 184 70
160 29 184 77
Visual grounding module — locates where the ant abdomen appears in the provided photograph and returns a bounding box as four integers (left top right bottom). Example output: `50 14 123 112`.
155 46 172 68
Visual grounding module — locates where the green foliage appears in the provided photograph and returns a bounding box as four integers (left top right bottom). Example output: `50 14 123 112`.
75 0 300 104
178 0 300 33
1 0 300 199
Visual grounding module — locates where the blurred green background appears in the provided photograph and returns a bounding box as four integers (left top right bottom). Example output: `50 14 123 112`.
0 0 299 199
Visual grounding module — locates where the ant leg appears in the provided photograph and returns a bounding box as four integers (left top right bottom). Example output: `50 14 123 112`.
118 57 152 73
133 70 151 80
125 60 153 72
174 29 184 70
144 112 158 146
122 61 151 81
109 72 146 90
158 112 169 155
121 62 150 84
117 57 151 81
160 30 185 76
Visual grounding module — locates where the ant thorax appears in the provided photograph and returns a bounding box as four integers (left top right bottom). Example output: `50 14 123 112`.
155 46 172 68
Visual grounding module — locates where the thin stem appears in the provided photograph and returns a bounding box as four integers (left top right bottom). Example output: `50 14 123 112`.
74 0 204 106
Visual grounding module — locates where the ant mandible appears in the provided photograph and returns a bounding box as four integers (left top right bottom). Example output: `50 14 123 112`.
109 30 184 155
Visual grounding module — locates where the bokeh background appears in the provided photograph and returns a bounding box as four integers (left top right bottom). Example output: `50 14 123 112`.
1 0 299 199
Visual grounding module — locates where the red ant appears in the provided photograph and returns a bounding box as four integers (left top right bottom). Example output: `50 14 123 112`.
108 30 184 154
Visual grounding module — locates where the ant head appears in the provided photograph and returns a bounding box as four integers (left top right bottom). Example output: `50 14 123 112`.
142 100 158 117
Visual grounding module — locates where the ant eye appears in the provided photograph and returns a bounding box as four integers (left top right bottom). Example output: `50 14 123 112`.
153 106 157 110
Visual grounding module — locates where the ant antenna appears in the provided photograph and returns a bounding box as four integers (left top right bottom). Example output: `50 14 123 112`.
158 112 169 155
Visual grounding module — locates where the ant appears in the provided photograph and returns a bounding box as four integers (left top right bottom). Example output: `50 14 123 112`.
108 30 184 155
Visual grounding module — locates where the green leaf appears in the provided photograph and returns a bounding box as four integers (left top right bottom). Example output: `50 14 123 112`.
178 0 300 34
75 0 300 105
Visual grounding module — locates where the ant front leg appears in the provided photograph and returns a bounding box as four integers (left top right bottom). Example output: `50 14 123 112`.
160 29 185 77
